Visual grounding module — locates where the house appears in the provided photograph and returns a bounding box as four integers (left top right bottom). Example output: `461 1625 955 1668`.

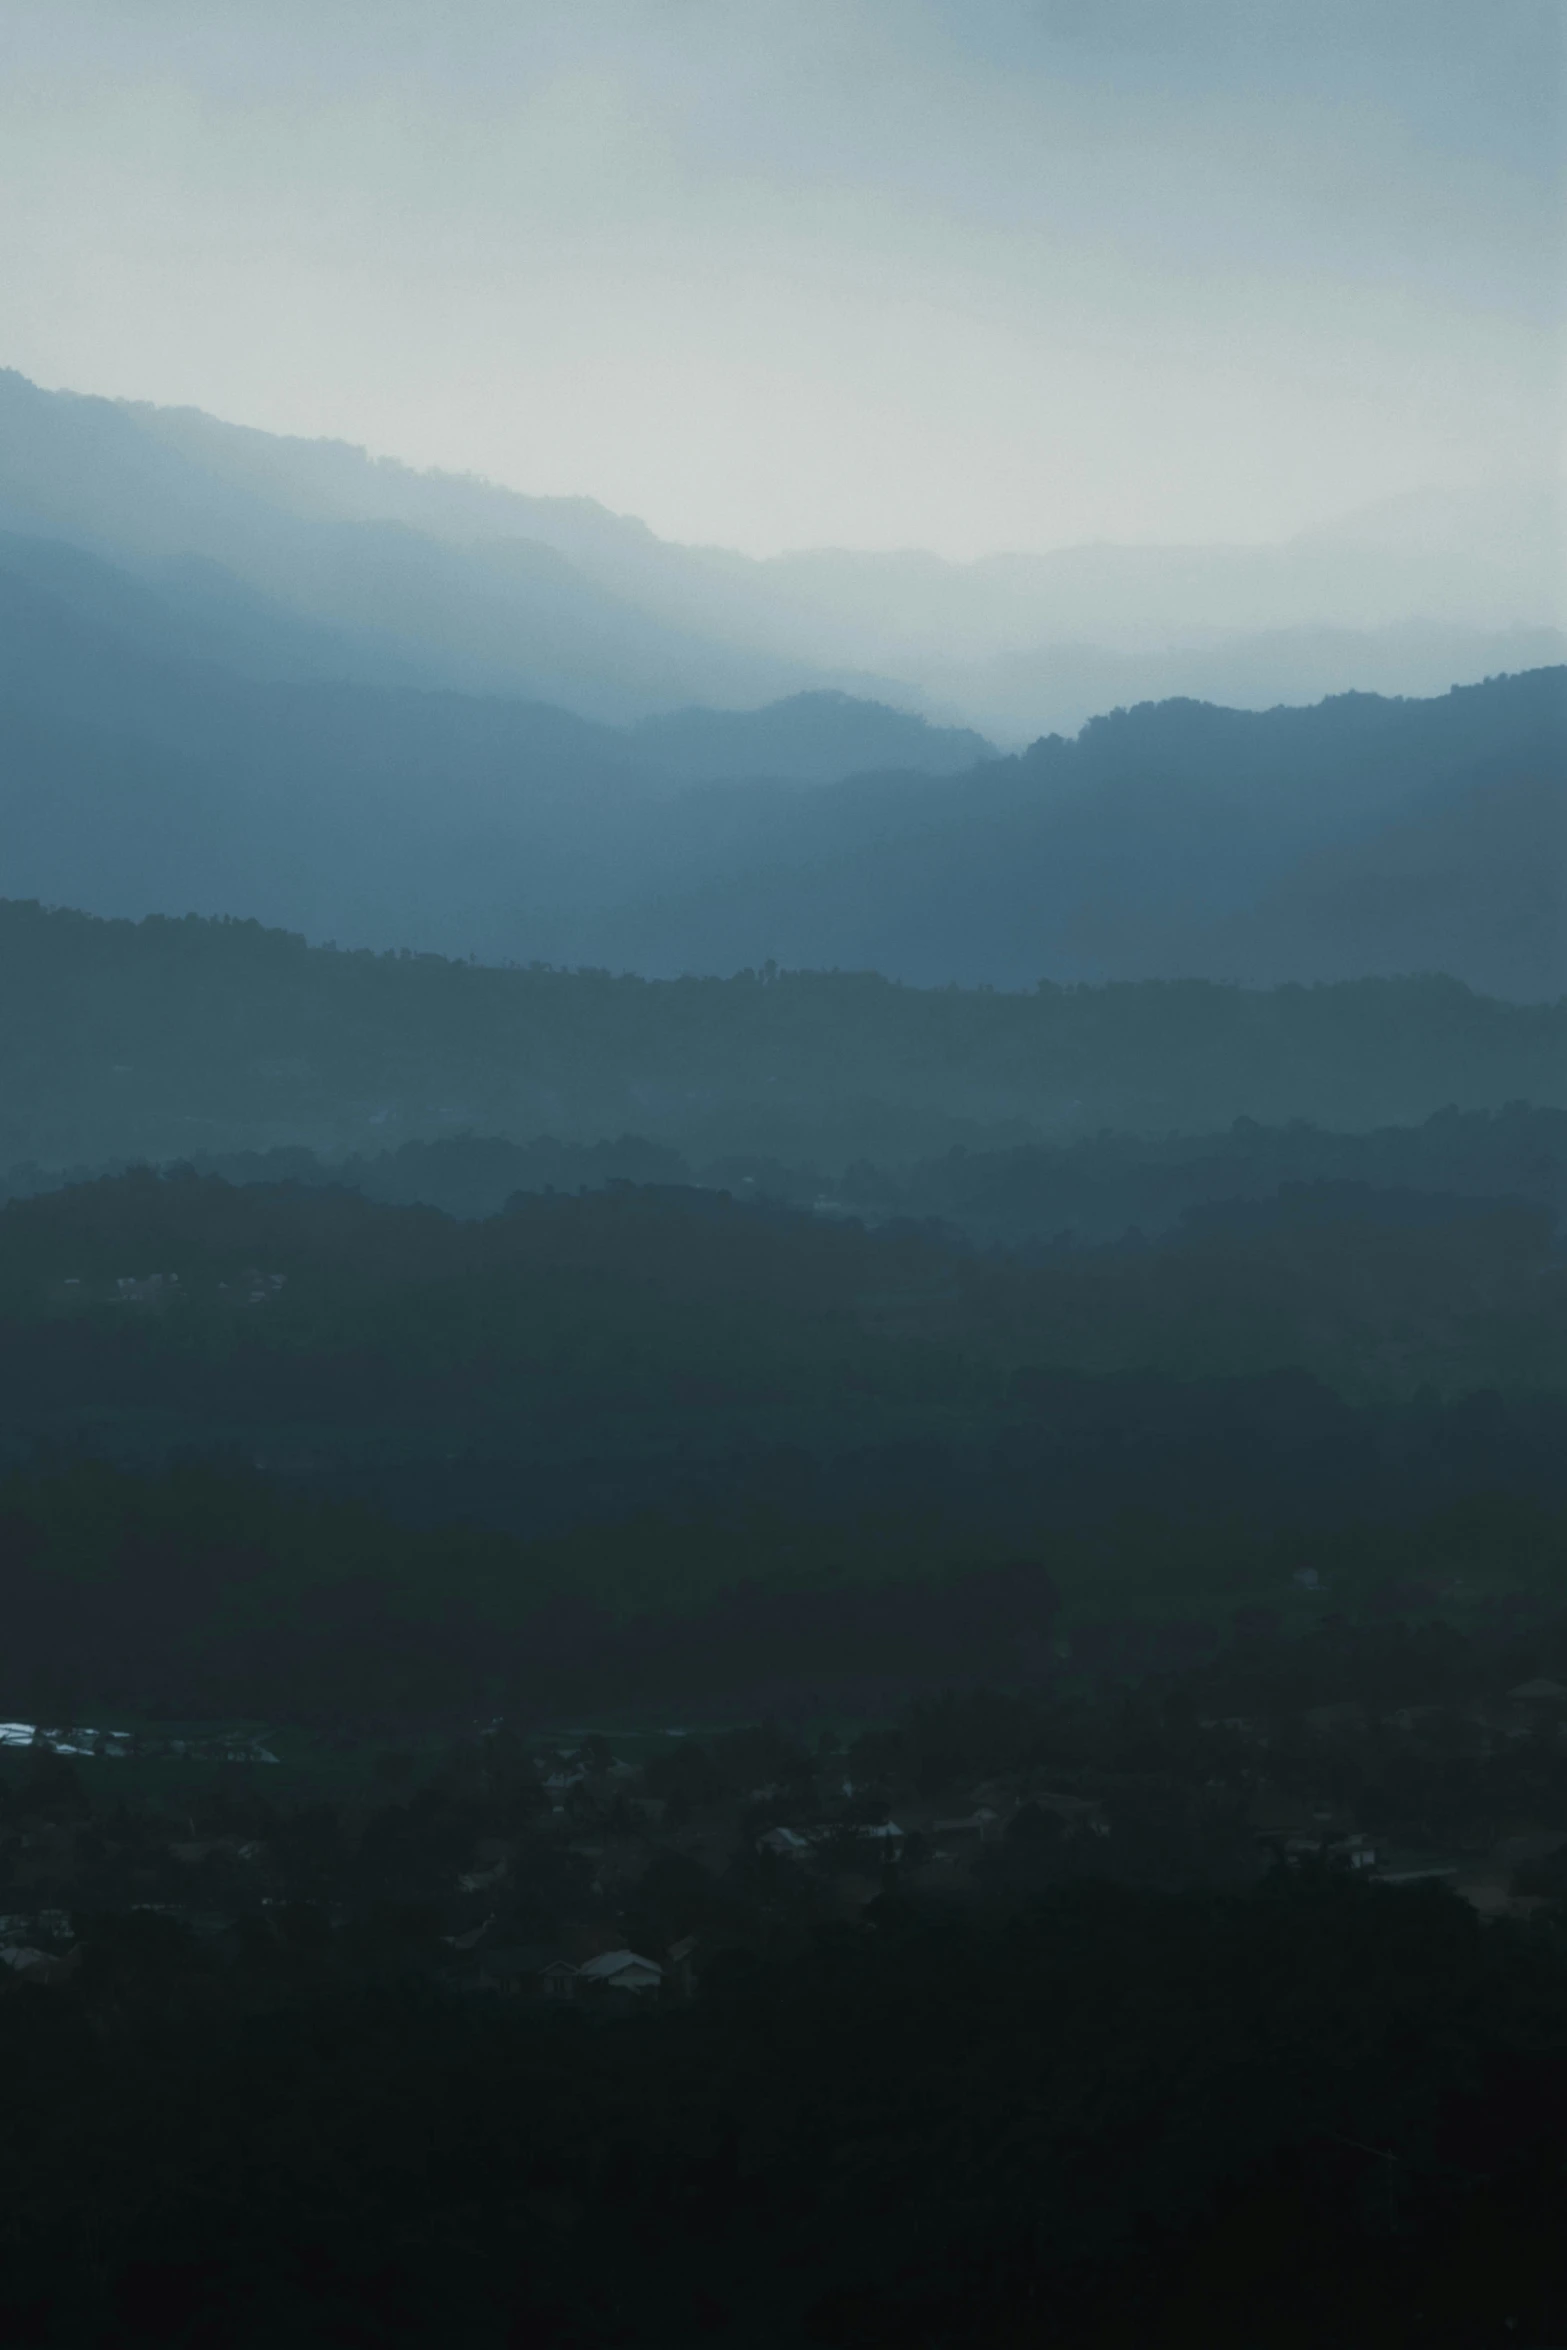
0 1945 75 1985
574 1948 664 1995
457 1857 509 1894
539 1957 581 1999
846 1821 906 1852
758 1826 812 1860
1279 1832 1377 1870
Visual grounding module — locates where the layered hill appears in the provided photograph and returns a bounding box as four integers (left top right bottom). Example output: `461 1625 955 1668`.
0 369 1560 994
0 505 1559 989
1 368 1559 737
0 531 992 955
588 670 1566 996
1 899 1562 1172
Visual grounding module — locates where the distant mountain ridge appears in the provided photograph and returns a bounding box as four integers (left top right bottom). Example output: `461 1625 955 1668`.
0 527 995 951
0 367 1560 736
0 369 868 720
589 671 1567 998
0 512 1558 991
0 366 1559 996
0 528 988 781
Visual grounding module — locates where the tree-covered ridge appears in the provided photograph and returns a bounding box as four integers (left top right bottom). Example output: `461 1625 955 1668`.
2 898 1562 1170
17 1098 1550 1242
2 1441 1563 1725
599 665 1567 994
0 1164 1560 1420
0 1159 1559 1723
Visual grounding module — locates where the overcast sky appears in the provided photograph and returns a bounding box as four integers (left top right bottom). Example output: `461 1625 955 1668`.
0 0 1560 557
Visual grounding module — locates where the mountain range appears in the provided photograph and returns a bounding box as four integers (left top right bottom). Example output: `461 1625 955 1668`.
1 367 1560 737
0 366 1561 997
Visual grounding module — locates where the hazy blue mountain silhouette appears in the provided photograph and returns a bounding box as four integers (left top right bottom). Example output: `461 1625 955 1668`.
0 531 994 948
0 362 1558 994
628 694 992 785
1 367 1559 738
588 672 1566 996
0 531 987 779
104 388 1567 659
0 510 1557 992
0 370 884 720
928 619 1567 743
1147 768 1565 998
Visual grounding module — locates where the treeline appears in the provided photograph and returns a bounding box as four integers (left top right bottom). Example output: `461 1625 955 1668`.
2 1449 1562 1725
1 1166 1561 1419
2 898 1562 1169
8 1098 1558 1245
0 1163 1558 1721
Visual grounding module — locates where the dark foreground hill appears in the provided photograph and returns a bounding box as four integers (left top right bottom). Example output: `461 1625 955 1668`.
11 1770 1567 2343
2 900 1563 1169
0 1162 1561 1720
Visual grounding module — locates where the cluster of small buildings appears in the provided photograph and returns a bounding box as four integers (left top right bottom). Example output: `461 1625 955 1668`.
1214 1675 1567 1914
0 1908 77 1986
456 1937 699 2003
54 1268 287 1308
11 1674 1567 2008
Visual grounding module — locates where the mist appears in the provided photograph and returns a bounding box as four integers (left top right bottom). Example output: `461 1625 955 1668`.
2 7 1566 2342
1 0 1560 556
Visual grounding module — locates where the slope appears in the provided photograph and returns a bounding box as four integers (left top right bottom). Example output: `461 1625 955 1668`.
584 672 1567 996
0 535 993 954
0 370 861 719
0 900 1561 1173
3 370 1559 736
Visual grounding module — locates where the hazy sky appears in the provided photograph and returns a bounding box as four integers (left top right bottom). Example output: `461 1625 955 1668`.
0 0 1561 557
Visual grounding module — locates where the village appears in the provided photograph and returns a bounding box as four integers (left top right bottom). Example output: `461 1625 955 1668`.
7 1655 1567 2005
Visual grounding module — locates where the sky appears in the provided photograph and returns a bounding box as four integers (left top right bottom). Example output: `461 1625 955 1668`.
0 0 1561 558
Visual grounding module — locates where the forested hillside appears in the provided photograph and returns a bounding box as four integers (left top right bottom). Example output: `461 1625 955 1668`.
596 670 1566 994
10 1101 1559 1248
2 901 1562 1170
0 1165 1562 1721
0 529 990 960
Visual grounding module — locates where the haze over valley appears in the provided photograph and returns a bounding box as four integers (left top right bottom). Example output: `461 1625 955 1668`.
1 5 1565 2341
